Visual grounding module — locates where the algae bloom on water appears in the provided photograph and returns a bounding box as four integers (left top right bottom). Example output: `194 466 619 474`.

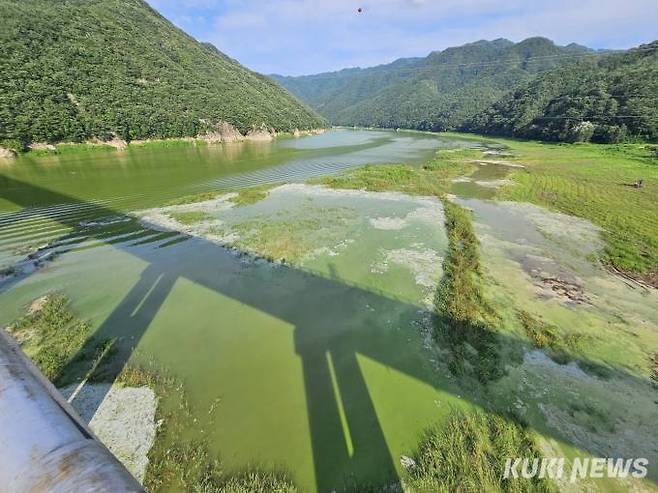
1 130 658 492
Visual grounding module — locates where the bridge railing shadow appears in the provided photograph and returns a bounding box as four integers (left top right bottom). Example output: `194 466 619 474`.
1 176 656 491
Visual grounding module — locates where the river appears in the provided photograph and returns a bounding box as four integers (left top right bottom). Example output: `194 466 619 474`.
2 129 657 492
0 129 481 491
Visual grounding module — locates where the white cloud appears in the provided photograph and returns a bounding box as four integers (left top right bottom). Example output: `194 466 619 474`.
147 0 658 75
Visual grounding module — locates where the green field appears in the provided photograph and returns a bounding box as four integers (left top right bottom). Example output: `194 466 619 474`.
481 138 658 284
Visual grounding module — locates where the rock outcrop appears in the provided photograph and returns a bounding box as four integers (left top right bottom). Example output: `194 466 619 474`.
0 146 16 158
245 125 274 142
106 137 128 150
28 142 56 152
199 121 244 144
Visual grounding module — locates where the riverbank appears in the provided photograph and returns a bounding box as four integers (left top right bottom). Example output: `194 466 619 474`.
0 127 326 158
332 130 658 286
446 135 658 287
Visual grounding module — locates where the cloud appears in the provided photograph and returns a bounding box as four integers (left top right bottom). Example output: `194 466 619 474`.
146 0 658 75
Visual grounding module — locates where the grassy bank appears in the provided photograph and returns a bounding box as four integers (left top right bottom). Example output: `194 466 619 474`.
444 133 658 285
6 294 92 383
5 295 299 492
405 412 554 493
320 148 479 196
3 130 325 158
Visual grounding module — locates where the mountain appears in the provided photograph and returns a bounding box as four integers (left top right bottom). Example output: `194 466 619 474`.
465 41 658 142
272 38 594 132
0 0 324 149
270 56 424 122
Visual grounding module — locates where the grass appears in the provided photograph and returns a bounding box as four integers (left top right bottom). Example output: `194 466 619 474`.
6 295 298 492
16 138 206 156
405 411 555 493
129 138 202 149
56 143 117 154
516 310 587 365
116 360 297 493
491 140 658 285
170 211 213 225
434 200 503 383
319 152 506 382
164 191 221 206
163 184 275 208
320 148 479 196
437 133 658 285
567 401 615 434
651 353 658 388
23 143 118 156
230 218 325 263
228 184 276 207
7 294 91 384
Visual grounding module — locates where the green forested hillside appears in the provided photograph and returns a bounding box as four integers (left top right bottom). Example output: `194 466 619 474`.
271 56 423 121
0 0 324 149
273 38 593 131
465 42 658 142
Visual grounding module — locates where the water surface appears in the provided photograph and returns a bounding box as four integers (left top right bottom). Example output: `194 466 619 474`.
0 129 480 491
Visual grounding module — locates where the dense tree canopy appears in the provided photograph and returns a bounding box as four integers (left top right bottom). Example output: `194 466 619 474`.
0 0 325 149
275 38 658 143
464 42 658 142
273 38 592 132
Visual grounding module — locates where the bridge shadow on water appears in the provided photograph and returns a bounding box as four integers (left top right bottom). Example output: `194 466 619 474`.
1 175 656 492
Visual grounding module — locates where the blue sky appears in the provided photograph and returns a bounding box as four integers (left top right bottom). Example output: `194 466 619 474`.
146 0 658 76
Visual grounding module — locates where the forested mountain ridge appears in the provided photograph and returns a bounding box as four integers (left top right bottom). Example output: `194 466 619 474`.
464 41 658 142
0 0 325 150
272 37 594 132
270 56 424 122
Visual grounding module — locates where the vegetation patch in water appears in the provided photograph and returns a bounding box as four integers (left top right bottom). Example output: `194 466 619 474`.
434 200 503 383
169 211 214 225
207 201 359 264
405 411 554 493
118 361 297 493
229 215 344 263
318 153 507 382
164 191 223 206
319 148 478 196
228 184 276 207
7 294 92 383
162 184 275 209
650 353 658 388
516 310 587 365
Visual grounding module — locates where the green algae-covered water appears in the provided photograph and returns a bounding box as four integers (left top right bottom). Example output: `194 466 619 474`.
0 130 482 491
2 129 658 492
0 129 470 213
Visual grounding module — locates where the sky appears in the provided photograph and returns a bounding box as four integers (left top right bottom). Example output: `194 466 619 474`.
146 0 658 76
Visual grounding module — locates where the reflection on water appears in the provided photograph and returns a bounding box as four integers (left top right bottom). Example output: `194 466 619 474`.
0 129 475 213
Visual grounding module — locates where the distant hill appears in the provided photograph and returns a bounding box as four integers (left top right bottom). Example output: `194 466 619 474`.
271 56 424 123
272 38 594 132
0 0 324 149
465 41 658 142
